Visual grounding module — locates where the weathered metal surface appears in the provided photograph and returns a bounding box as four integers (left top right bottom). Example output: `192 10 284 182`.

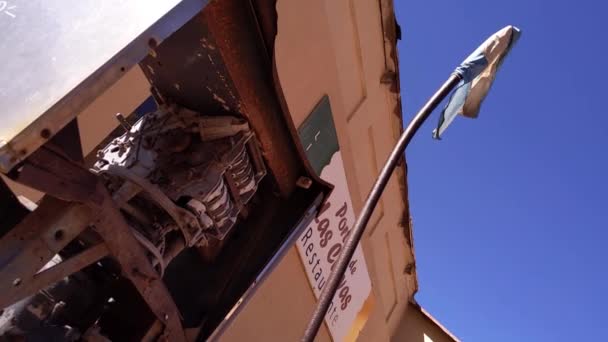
247 0 278 59
92 184 186 341
0 243 109 308
140 0 302 198
16 146 102 204
206 191 323 341
259 1 334 194
0 197 92 309
12 147 186 341
1 261 104 341
141 319 165 342
203 0 302 198
0 0 210 173
93 103 267 260
104 164 205 247
139 19 242 115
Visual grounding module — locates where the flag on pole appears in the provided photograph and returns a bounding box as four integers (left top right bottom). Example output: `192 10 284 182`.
433 25 521 139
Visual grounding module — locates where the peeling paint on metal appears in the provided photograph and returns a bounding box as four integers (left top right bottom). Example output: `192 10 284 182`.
146 65 155 75
212 93 227 105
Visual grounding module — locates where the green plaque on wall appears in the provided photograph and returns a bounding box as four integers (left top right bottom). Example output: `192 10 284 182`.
298 95 339 176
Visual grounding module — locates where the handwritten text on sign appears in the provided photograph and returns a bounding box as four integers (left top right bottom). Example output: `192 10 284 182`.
297 152 371 341
0 1 16 18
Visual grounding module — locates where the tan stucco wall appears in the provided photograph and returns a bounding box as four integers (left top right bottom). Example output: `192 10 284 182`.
392 304 459 342
222 0 417 341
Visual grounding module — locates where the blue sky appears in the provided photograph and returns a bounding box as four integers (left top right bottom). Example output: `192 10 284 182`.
394 1 608 341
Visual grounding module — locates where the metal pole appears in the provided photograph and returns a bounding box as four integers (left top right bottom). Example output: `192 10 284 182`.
302 73 463 342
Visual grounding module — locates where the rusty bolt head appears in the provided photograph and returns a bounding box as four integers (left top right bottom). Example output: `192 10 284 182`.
296 176 313 189
40 128 52 139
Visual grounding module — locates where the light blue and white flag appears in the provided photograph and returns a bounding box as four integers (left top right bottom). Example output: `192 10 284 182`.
433 25 521 139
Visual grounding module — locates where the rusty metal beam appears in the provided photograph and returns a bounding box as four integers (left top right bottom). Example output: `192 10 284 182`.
91 183 186 341
0 243 109 308
0 197 92 308
247 0 277 58
202 0 301 198
12 147 186 341
15 145 101 204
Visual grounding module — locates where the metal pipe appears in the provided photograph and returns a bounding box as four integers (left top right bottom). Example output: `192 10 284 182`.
302 73 462 341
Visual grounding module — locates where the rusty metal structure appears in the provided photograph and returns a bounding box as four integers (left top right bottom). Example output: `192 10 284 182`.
0 1 330 340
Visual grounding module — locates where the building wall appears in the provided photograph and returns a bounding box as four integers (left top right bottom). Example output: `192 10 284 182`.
3 0 448 340
222 0 417 340
392 304 460 342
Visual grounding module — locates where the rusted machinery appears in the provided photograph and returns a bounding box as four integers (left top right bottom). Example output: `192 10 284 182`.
0 1 329 340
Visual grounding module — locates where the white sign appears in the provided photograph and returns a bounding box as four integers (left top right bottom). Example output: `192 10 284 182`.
297 152 371 341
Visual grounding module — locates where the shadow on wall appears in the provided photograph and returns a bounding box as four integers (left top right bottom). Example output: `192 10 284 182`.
391 303 459 342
